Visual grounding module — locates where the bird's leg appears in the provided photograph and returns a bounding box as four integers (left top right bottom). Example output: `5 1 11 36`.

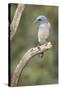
45 40 48 46
37 42 44 58
37 42 41 50
45 42 48 46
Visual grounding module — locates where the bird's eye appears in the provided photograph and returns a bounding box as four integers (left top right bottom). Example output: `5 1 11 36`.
38 19 41 21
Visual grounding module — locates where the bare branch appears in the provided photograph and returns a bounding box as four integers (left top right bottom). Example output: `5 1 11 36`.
11 42 52 86
10 4 25 40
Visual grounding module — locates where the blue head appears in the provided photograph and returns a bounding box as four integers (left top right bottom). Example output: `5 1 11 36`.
34 15 48 24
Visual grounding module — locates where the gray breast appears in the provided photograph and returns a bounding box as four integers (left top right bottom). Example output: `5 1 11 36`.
38 24 50 44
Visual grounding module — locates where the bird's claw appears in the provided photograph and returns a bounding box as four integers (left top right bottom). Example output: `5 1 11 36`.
37 45 41 50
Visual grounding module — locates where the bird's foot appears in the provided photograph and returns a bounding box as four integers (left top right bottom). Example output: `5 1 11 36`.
37 42 41 50
37 46 41 50
38 42 41 46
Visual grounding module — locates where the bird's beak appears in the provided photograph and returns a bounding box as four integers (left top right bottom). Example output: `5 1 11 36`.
33 19 37 23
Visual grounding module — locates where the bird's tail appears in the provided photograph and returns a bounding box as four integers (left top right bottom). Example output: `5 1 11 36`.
38 52 44 58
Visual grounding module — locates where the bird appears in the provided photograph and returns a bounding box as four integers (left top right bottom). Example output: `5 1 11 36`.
34 15 51 58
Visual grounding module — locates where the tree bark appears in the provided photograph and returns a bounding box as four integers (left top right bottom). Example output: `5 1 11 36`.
10 4 25 40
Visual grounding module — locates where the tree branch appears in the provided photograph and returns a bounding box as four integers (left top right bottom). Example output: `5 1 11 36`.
11 42 52 86
10 4 25 40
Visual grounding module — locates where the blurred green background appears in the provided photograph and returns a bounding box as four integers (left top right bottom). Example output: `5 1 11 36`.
10 4 58 86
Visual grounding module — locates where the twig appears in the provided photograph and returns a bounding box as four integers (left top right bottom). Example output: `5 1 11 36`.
10 4 25 40
11 42 52 86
